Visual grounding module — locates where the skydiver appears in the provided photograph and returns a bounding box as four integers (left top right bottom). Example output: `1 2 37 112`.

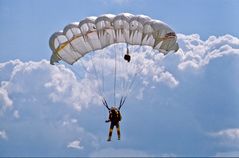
102 98 125 141
105 106 122 141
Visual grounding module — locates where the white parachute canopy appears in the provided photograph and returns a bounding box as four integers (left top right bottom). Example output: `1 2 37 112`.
49 13 179 65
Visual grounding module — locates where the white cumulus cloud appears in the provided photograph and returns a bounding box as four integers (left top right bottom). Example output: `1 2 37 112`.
210 128 239 148
176 34 239 70
211 128 239 139
67 140 84 150
0 60 100 113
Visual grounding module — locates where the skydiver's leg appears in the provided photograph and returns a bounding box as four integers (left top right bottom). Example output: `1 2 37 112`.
107 123 114 141
116 123 120 140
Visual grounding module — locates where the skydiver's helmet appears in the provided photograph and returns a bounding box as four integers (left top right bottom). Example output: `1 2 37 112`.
110 106 119 115
110 106 117 111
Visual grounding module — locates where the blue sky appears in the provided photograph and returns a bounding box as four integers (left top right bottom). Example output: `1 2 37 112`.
0 0 239 157
0 0 239 62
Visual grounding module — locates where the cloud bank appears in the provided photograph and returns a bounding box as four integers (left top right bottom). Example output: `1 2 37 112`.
0 34 239 156
1 34 238 114
0 59 100 113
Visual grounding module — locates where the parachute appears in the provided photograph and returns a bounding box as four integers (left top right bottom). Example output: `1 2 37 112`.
49 13 179 107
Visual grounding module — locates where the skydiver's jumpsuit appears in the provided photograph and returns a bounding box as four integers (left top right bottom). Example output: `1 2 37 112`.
107 109 122 141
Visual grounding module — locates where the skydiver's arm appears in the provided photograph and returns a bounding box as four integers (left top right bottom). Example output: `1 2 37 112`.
105 112 112 123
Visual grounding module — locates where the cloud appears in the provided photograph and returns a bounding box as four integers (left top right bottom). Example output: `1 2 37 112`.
210 128 239 148
212 128 239 139
67 140 84 150
0 60 100 113
0 60 102 156
176 34 239 70
0 130 7 140
0 87 13 114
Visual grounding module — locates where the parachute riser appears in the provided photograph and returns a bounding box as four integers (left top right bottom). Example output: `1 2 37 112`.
102 98 110 111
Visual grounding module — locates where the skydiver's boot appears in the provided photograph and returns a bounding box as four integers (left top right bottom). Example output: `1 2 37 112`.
107 137 111 142
107 128 113 141
117 127 121 140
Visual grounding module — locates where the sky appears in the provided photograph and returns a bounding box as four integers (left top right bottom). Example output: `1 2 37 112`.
0 0 239 157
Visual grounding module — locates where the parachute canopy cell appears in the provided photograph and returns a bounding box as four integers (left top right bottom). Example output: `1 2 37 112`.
49 13 179 65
